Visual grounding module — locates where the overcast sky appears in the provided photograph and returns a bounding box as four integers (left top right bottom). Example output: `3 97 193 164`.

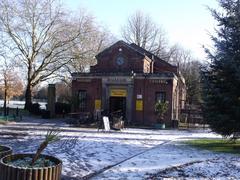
64 0 220 60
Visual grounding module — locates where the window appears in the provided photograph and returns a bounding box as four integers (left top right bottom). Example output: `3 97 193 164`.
155 92 166 103
78 90 87 111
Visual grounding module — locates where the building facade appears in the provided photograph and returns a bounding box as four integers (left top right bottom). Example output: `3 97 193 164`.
72 41 186 126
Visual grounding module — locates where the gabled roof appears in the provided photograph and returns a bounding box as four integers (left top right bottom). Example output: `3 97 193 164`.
95 40 145 59
129 43 176 68
96 40 176 68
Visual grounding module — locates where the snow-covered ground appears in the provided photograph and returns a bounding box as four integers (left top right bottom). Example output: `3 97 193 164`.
95 142 240 180
0 117 239 180
146 155 240 179
0 100 46 109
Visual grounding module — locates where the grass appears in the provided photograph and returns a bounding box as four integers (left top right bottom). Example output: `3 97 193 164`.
185 139 240 154
0 108 29 123
0 107 30 116
0 120 8 125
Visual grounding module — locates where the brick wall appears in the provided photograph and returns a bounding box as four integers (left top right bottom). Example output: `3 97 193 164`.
91 42 146 73
132 78 173 126
72 78 102 113
72 41 186 127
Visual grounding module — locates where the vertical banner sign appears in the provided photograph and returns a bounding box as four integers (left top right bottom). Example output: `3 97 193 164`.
103 116 110 131
136 100 143 111
95 99 101 110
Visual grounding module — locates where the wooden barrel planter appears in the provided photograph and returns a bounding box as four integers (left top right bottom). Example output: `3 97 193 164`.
0 154 62 180
0 145 12 159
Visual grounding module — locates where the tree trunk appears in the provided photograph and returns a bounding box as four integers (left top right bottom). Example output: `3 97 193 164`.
3 86 7 116
31 141 48 166
24 83 33 110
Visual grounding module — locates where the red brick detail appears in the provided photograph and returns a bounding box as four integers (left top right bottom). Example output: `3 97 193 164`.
133 79 173 125
72 79 102 112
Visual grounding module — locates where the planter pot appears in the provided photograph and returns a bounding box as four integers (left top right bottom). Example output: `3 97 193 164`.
0 154 62 180
0 145 12 159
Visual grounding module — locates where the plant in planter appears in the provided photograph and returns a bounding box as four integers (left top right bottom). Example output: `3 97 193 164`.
0 129 62 180
155 101 169 129
0 145 12 159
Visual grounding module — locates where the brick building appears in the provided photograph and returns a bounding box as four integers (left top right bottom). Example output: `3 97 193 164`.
72 40 186 126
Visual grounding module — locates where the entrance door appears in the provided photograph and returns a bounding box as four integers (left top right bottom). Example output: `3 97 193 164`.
109 97 126 119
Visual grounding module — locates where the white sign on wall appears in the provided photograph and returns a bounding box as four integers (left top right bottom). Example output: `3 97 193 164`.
137 94 143 99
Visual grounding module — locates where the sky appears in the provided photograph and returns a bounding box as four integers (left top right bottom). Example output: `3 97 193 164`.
64 0 220 60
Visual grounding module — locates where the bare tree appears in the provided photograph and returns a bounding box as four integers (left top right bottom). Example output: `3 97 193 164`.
121 11 168 59
0 58 23 116
58 20 114 101
55 82 71 103
33 86 47 100
0 0 92 110
168 45 202 104
167 45 192 66
66 24 113 74
0 71 23 102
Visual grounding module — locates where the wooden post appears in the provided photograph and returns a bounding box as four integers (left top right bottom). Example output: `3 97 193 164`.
47 84 56 118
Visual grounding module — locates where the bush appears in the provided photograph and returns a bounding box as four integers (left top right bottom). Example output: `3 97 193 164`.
29 103 41 115
155 101 169 123
41 110 50 119
55 102 71 115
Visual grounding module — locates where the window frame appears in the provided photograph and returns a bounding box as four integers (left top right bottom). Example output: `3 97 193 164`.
155 91 166 103
78 90 87 112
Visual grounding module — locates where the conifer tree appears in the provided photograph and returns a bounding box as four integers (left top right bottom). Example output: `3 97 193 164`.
202 0 240 137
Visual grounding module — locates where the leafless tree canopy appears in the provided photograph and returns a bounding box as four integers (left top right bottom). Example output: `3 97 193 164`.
167 45 202 104
0 0 112 109
122 11 168 58
0 0 202 109
56 82 71 103
0 70 23 102
63 19 113 76
0 57 23 115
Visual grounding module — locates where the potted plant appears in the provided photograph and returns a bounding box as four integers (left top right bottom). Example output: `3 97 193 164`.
154 101 169 129
0 145 12 159
0 130 62 180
